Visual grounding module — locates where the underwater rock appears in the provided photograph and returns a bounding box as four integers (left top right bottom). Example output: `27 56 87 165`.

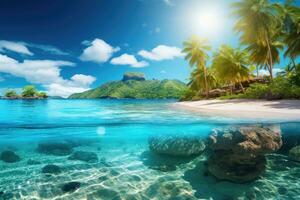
0 191 13 199
61 182 81 192
68 151 98 163
37 142 73 156
289 146 300 162
148 135 206 157
0 150 20 163
27 159 41 165
207 125 282 183
42 164 61 174
279 124 300 154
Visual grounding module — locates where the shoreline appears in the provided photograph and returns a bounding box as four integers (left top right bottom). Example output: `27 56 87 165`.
173 99 300 122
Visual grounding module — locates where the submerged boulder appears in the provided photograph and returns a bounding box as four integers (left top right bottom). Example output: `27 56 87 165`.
42 164 61 174
27 159 41 165
289 146 300 162
0 150 20 163
61 181 81 192
148 135 206 157
37 142 73 156
207 125 282 183
68 151 98 163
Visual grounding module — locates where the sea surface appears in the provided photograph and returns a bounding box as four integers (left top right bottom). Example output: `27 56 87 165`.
0 99 299 200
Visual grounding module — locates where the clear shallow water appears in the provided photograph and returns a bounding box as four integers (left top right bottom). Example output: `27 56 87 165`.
0 99 299 200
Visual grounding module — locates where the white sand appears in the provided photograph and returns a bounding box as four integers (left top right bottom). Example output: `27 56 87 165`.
174 99 300 121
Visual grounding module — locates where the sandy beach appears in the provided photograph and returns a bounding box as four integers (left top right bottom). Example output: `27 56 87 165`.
174 99 300 121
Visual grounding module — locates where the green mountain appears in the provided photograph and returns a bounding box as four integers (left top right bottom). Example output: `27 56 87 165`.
69 73 187 99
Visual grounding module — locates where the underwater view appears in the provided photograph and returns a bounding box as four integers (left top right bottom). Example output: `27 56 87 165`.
0 99 299 200
0 0 299 199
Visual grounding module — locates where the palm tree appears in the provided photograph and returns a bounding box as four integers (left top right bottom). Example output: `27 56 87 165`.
188 68 217 96
276 2 300 65
246 38 284 77
182 36 211 98
212 45 250 93
232 0 281 79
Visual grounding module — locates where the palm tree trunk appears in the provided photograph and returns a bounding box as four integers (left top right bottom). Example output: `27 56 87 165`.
230 82 233 95
239 82 245 93
292 57 296 69
203 67 209 98
265 34 273 79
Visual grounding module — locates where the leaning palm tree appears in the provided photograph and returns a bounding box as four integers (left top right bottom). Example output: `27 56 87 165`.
182 36 211 98
231 0 281 79
212 45 250 93
246 38 284 77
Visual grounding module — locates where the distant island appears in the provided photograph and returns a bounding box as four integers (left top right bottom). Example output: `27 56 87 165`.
2 85 48 100
69 72 187 99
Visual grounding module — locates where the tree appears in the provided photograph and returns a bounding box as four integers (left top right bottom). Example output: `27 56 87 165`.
37 92 48 98
212 45 250 93
246 38 284 76
22 85 37 98
276 2 300 65
182 36 211 98
232 0 281 79
5 90 18 98
188 68 217 96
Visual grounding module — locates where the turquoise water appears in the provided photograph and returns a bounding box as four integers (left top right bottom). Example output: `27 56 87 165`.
0 99 299 200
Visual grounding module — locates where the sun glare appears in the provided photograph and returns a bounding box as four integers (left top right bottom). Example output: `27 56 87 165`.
187 4 225 39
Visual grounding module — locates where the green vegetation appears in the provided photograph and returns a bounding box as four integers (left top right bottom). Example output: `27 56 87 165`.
5 90 19 98
183 0 300 100
22 85 38 98
69 77 187 99
4 85 47 99
183 36 211 98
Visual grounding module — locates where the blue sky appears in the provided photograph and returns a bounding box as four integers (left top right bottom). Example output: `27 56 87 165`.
0 0 297 97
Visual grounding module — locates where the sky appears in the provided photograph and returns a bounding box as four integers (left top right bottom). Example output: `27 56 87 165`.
0 0 298 97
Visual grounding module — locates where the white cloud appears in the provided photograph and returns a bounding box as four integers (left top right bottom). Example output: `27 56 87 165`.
155 27 161 33
110 53 148 68
80 38 119 63
70 74 96 87
138 45 184 61
0 40 33 56
0 54 96 97
258 68 284 77
45 82 94 98
160 70 166 74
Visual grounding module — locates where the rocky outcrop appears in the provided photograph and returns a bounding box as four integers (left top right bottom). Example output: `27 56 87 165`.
68 151 98 163
122 72 145 81
149 135 206 157
42 164 61 174
289 146 300 162
207 125 282 183
37 142 73 156
61 182 81 193
0 150 20 163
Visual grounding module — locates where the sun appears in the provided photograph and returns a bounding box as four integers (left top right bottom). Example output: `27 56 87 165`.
197 9 221 33
186 4 225 39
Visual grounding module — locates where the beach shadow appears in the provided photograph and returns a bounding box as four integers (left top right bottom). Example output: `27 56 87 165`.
201 99 256 106
264 101 300 110
140 151 196 172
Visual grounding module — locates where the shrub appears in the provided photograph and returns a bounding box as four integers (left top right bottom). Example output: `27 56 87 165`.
5 90 18 98
22 85 38 98
37 92 48 98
